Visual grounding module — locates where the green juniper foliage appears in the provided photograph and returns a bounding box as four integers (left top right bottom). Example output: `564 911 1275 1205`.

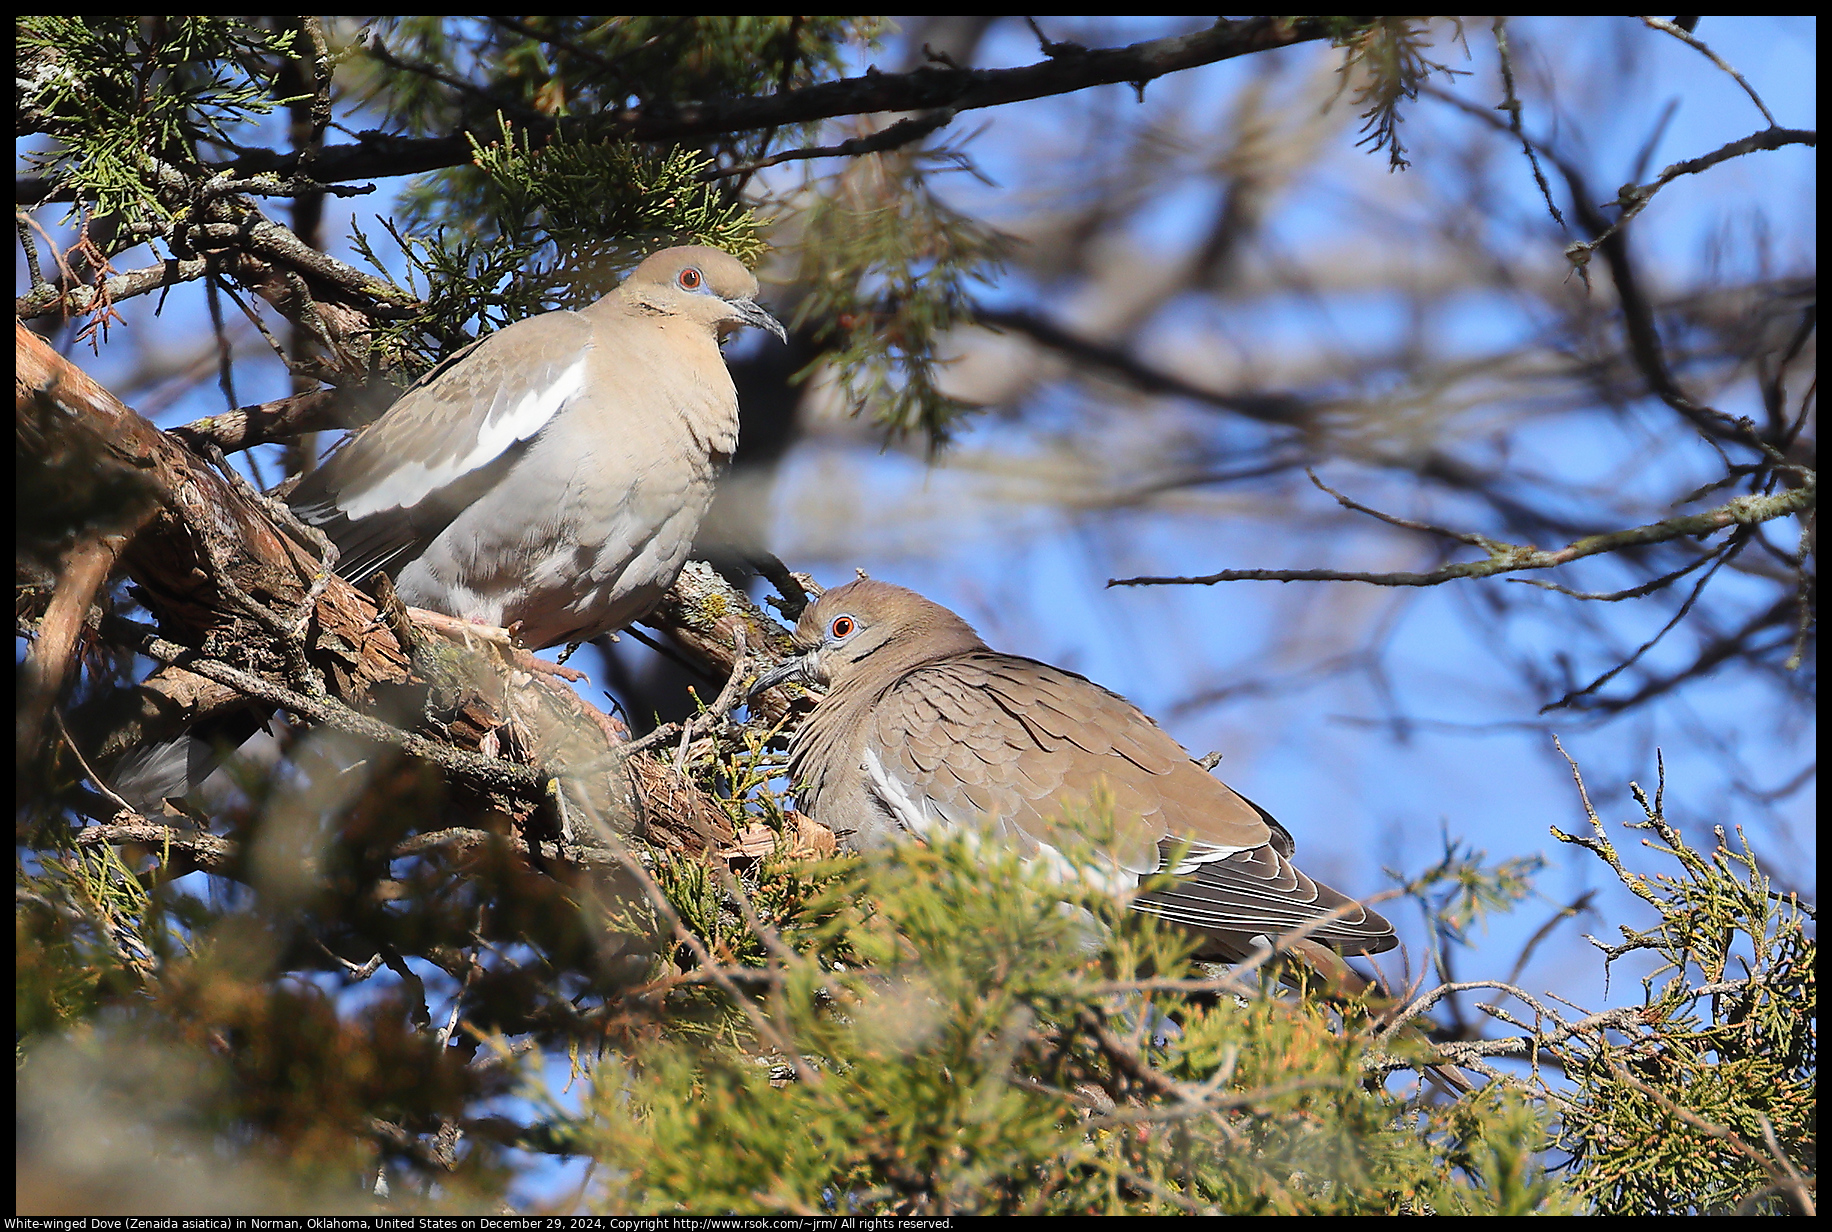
18 16 302 226
1400 832 1544 978
16 838 163 1047
574 828 1574 1215
1553 764 1816 1215
1329 17 1469 171
20 747 1810 1212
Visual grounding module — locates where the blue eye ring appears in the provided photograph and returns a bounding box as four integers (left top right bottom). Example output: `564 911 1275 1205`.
678 266 703 291
829 615 856 640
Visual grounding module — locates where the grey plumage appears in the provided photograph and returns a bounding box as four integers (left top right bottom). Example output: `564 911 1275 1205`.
113 246 784 813
289 244 785 649
753 579 1397 963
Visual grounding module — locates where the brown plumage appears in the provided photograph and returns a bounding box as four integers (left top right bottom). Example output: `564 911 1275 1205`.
753 579 1397 963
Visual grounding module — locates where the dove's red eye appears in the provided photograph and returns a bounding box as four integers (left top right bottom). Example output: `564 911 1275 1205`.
679 267 703 290
830 616 855 639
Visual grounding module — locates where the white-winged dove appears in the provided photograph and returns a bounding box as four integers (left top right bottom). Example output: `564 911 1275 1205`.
113 247 784 812
752 578 1398 966
290 244 786 649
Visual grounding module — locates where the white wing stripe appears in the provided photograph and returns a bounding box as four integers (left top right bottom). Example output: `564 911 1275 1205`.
1164 841 1254 876
340 356 589 518
862 746 947 838
861 748 1139 896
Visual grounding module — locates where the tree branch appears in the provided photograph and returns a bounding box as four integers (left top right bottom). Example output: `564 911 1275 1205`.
1422 83 1803 454
27 19 1341 193
1108 483 1813 589
703 108 960 180
167 387 360 454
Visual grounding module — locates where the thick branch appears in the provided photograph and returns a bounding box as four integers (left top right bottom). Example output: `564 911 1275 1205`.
643 560 805 724
168 388 369 454
21 18 1337 194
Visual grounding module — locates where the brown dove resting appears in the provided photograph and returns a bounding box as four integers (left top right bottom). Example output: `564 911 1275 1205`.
752 579 1399 967
289 244 787 650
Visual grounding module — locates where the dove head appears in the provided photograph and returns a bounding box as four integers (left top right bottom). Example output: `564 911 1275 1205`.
618 245 788 343
753 579 988 697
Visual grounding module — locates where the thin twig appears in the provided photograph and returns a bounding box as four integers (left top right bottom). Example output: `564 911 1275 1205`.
53 711 140 818
1109 484 1812 589
675 628 749 775
620 628 751 761
1306 468 1506 550
316 937 386 980
702 109 958 180
1539 529 1748 712
1420 80 1803 456
1491 17 1564 228
1639 17 1779 128
1508 542 1720 602
1562 126 1814 271
18 215 46 289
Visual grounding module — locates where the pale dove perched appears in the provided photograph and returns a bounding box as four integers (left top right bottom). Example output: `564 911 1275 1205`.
289 244 787 649
751 579 1397 964
114 246 784 810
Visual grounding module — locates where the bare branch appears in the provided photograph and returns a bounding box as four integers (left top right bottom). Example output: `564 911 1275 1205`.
1506 548 1719 601
703 109 959 181
1564 127 1815 270
71 819 239 875
1538 531 1747 712
1109 483 1812 589
1421 82 1804 453
1639 17 1780 128
1491 16 1565 228
168 388 355 453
